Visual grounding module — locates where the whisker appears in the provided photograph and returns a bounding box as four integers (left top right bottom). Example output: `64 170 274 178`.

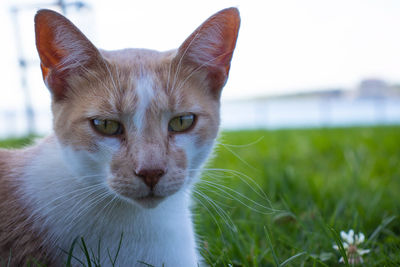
29 183 106 225
198 180 275 214
192 191 224 234
69 189 111 221
195 186 236 204
217 143 257 170
193 189 237 232
216 136 265 148
62 189 112 233
190 167 272 204
94 194 118 227
27 180 104 213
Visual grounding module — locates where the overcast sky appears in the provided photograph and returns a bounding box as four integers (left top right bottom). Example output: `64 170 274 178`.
1 0 400 112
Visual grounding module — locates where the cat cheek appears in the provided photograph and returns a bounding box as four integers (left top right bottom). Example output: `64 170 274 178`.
173 134 209 172
59 146 106 180
98 138 121 155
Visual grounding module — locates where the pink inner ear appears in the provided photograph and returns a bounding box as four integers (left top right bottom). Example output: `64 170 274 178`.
177 8 240 94
35 9 101 100
35 10 69 70
191 13 239 68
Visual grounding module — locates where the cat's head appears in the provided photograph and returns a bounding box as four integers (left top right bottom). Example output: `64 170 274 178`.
34 8 240 208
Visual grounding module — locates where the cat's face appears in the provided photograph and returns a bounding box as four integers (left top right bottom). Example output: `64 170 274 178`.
51 50 221 207
35 8 239 208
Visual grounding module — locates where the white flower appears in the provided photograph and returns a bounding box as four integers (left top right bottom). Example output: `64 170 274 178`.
333 229 370 264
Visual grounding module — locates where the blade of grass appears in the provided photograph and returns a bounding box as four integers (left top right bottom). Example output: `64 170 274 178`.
28 258 45 267
7 249 11 267
280 251 306 266
328 226 349 267
137 260 155 266
264 225 280 267
308 255 329 267
89 237 102 267
66 237 79 267
107 232 124 267
80 237 93 267
365 215 397 246
61 247 85 266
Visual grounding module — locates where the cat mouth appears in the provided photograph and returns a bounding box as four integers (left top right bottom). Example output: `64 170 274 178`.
135 193 166 208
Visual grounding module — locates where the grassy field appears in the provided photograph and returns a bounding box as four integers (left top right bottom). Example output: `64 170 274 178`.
1 126 399 266
195 126 400 266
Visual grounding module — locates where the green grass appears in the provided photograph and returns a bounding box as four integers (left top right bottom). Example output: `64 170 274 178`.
195 126 400 266
1 126 399 266
0 135 36 149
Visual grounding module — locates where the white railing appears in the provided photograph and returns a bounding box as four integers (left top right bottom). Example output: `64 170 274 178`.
1 97 400 138
221 97 400 130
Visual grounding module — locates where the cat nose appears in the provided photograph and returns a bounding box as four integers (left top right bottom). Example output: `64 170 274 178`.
135 169 165 189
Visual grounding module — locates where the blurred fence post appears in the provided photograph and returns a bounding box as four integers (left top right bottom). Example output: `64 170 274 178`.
9 0 89 137
10 7 36 135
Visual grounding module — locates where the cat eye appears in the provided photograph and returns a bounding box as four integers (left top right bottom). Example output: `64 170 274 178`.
91 119 123 136
168 114 195 133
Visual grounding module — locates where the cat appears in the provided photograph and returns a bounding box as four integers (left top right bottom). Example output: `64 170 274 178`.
0 7 240 266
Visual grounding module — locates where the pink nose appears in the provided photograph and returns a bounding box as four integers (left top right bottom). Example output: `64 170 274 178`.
135 169 165 189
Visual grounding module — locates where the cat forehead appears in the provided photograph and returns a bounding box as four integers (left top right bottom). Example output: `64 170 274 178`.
95 49 171 111
81 48 201 117
101 48 175 97
100 48 175 70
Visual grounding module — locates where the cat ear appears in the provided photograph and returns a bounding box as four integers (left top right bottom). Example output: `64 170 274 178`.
176 7 240 97
35 9 102 101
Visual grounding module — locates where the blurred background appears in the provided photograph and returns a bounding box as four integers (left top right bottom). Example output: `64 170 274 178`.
1 0 400 137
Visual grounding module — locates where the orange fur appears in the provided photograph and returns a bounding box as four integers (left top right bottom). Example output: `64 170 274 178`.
0 146 55 265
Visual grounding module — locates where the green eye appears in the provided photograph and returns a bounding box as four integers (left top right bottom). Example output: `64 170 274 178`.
91 119 123 136
168 114 195 132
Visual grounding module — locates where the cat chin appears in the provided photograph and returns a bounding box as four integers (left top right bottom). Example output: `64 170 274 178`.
134 195 166 209
116 193 167 209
